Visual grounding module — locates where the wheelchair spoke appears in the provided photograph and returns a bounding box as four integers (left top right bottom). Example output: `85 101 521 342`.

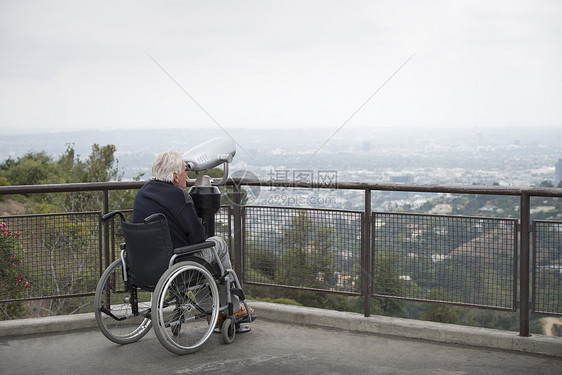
152 261 220 355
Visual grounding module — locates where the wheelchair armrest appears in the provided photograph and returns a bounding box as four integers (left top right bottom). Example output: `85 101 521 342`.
144 213 167 224
102 210 125 222
173 240 215 255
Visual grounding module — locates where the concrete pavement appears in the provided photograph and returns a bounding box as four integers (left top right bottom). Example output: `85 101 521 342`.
1 301 561 374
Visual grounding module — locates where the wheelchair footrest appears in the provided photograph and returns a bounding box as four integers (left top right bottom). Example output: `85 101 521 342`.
213 324 252 334
236 324 251 334
237 312 257 324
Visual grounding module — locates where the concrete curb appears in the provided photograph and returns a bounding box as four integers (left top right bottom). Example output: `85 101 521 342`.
250 301 562 358
1 301 561 358
0 312 98 336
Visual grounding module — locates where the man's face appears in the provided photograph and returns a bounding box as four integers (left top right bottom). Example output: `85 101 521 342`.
173 162 188 188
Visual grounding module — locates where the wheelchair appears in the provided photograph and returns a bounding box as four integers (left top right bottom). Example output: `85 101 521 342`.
94 210 254 355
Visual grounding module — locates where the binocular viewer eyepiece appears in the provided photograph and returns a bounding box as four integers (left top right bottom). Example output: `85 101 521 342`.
182 137 237 237
182 137 236 173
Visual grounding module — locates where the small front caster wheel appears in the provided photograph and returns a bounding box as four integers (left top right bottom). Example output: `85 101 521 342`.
222 317 235 344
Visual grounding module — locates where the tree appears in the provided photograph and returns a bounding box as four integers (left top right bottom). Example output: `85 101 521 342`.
276 211 336 290
372 251 405 315
9 144 138 213
422 289 460 323
83 144 121 183
1 152 53 186
246 240 279 282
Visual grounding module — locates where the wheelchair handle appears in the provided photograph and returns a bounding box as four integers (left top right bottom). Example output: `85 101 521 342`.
102 210 125 222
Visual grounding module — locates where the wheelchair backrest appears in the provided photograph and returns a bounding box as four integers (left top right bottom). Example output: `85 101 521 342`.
121 214 174 288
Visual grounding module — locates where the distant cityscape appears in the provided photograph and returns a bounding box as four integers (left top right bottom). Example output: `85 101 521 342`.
1 126 561 211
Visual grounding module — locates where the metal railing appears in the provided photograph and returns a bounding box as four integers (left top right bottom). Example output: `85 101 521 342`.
371 212 518 310
0 212 102 303
1 180 561 337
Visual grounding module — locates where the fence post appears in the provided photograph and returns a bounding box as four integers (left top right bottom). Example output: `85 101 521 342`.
102 189 110 271
232 184 243 279
363 189 371 317
519 193 531 337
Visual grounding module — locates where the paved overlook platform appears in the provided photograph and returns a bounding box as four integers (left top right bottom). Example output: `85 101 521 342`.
1 301 561 375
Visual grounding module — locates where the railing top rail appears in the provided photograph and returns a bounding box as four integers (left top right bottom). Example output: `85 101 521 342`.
0 179 561 197
0 181 146 195
229 178 562 197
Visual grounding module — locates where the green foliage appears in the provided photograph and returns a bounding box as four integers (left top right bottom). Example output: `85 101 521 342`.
247 242 279 281
276 211 336 289
0 222 31 319
15 215 100 317
84 144 122 182
0 152 53 186
0 176 9 187
0 143 135 318
422 289 461 323
1 143 138 213
372 251 406 315
0 176 9 202
1 143 122 186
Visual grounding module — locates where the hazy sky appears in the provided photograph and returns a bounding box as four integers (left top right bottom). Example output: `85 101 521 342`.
1 0 561 136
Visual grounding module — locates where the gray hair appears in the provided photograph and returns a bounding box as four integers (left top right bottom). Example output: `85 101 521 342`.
152 151 184 183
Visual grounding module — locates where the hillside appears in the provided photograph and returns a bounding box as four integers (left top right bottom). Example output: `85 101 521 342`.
0 198 25 216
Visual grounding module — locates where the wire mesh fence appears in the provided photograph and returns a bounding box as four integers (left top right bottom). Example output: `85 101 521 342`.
533 220 562 316
216 205 231 244
372 212 517 310
0 180 559 333
1 212 101 303
101 206 232 265
2 206 557 316
242 206 363 294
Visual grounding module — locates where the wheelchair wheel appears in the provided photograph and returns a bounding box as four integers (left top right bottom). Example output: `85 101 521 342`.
152 261 220 355
221 317 235 344
94 259 152 344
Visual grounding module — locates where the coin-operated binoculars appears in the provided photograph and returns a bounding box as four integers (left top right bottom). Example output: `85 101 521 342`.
182 137 236 237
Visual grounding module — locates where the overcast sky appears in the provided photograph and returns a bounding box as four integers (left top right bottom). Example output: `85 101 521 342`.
1 0 561 136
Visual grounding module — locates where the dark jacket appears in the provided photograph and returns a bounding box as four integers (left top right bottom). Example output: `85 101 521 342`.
132 180 206 248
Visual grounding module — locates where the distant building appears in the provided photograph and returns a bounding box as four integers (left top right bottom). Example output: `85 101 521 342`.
556 158 562 187
362 140 371 153
391 175 414 183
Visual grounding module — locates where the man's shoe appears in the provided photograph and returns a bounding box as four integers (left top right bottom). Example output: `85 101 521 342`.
208 312 226 326
234 305 257 323
208 305 256 327
234 305 254 319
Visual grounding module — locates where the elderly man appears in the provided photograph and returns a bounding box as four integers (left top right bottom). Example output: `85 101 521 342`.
132 150 253 321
